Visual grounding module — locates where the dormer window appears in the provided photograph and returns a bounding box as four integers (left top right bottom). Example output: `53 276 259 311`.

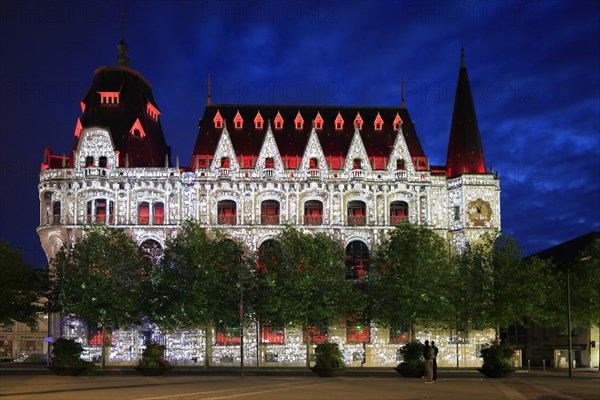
314 112 324 130
213 110 223 129
396 159 405 170
274 111 284 130
221 157 230 168
233 110 244 129
129 118 146 138
85 156 94 168
265 157 274 169
335 112 344 130
146 102 161 121
294 111 304 130
98 91 120 104
99 156 108 168
393 112 403 130
353 159 362 170
254 111 264 129
354 112 364 130
374 112 383 131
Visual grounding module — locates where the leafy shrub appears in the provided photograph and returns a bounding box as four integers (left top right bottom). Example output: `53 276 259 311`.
49 338 95 372
480 341 515 370
138 342 171 368
397 340 424 369
314 342 345 369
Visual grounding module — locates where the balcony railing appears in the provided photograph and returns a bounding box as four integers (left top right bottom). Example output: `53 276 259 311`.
396 170 407 180
218 168 230 178
218 215 237 225
347 215 366 226
304 215 323 225
261 215 280 225
351 169 363 179
307 169 320 179
263 168 275 178
390 215 408 225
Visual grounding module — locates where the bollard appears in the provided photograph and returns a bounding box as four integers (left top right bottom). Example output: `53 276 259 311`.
527 359 530 373
543 359 546 372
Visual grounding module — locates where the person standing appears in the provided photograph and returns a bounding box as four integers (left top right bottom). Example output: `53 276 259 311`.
423 340 434 383
431 341 439 382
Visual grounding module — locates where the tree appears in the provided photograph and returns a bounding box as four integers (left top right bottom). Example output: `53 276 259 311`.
370 222 452 337
250 226 357 366
457 234 553 337
568 238 600 328
50 226 150 367
0 239 42 326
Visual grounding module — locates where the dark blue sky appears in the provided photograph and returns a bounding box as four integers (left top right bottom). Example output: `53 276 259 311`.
1 0 599 267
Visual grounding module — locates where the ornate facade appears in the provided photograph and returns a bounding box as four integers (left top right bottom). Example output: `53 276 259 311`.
37 39 500 366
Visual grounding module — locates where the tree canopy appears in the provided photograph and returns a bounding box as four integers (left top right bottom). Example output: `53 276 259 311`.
0 239 42 326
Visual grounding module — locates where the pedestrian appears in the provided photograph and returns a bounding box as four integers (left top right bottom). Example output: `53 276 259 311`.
431 341 439 382
423 340 434 383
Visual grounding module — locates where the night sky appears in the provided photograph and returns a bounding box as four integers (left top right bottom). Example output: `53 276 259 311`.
1 0 598 267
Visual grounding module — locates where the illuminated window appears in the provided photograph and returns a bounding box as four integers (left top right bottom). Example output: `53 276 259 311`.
304 200 323 225
390 201 408 225
215 325 240 345
213 110 223 129
153 202 164 225
261 324 285 344
374 112 383 130
265 157 274 169
345 240 369 281
347 201 366 226
454 206 461 220
254 111 264 129
138 202 150 225
346 318 370 343
389 321 411 343
294 111 304 130
274 111 284 129
233 110 243 129
335 112 344 130
218 200 236 225
309 158 318 169
221 157 230 168
87 199 113 225
353 112 363 130
393 112 403 130
314 112 324 130
261 200 280 225
303 323 328 343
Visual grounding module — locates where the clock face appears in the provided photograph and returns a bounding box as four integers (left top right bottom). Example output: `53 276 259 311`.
467 198 492 227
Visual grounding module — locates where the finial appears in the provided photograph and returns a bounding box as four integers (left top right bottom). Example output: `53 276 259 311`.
207 72 212 105
401 77 406 108
116 10 130 67
460 44 465 68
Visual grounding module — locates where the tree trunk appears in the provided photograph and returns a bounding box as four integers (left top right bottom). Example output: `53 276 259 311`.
204 324 210 369
100 324 107 369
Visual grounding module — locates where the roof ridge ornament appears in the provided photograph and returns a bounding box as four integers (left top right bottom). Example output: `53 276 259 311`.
116 11 131 67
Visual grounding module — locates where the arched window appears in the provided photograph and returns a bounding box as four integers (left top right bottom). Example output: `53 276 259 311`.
85 156 94 168
98 156 107 168
390 201 408 225
140 239 163 265
304 200 323 225
347 201 366 226
221 157 230 168
87 199 112 224
52 201 61 224
153 202 164 225
217 200 236 225
265 157 274 169
345 241 369 281
261 200 280 225
309 158 318 169
256 239 281 272
138 202 149 225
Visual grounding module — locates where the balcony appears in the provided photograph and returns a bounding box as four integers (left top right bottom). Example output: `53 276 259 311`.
304 215 323 225
84 167 108 178
263 168 275 179
348 215 366 226
390 215 408 225
396 170 407 180
218 215 237 225
218 168 231 179
261 215 280 225
351 169 363 179
307 169 320 180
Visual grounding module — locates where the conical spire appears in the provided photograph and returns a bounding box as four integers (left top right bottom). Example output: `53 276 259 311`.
445 47 487 178
116 11 130 67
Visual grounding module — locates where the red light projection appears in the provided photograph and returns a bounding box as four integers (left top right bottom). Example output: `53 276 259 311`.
213 110 223 129
98 91 120 104
334 111 344 130
353 112 363 130
129 118 146 138
254 111 264 129
233 110 243 129
294 111 304 130
274 111 284 129
74 118 82 137
393 112 403 130
146 102 161 121
374 112 383 130
314 111 323 130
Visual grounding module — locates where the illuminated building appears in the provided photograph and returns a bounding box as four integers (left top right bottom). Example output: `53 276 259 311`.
37 36 500 367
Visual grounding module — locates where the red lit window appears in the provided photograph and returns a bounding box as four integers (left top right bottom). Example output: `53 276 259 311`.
265 157 274 169
372 157 385 170
346 319 370 343
261 200 280 225
390 201 408 225
153 202 164 225
353 112 363 130
218 200 237 225
335 112 344 130
393 112 403 130
233 110 243 129
213 110 223 129
353 159 362 170
215 325 240 345
95 200 107 224
274 111 284 129
309 158 318 169
254 111 264 129
138 202 149 225
314 112 324 130
261 324 285 344
294 111 304 130
221 157 230 168
396 159 405 170
304 200 323 225
303 324 328 343
374 112 383 130
331 156 344 169
87 199 112 224
347 201 366 227
389 321 410 343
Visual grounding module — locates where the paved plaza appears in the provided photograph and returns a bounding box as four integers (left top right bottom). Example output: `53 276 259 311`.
1 368 598 400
